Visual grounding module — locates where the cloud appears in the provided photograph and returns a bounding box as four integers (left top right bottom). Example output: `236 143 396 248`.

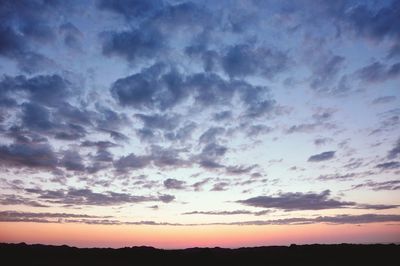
182 210 271 216
351 180 400 191
225 165 258 175
376 161 400 170
200 143 228 158
192 178 212 192
158 194 175 203
237 190 396 211
164 178 186 190
102 28 164 63
135 113 180 131
314 137 333 146
357 61 400 83
317 173 357 181
308 151 335 162
1 211 399 226
60 150 85 172
81 140 118 149
0 142 58 169
222 214 400 226
0 0 69 72
199 126 223 142
372 96 397 105
97 0 163 20
221 43 289 79
109 64 185 110
110 63 277 120
0 210 111 223
59 22 83 50
25 187 174 206
343 1 400 44
387 138 400 159
113 153 151 172
238 190 354 211
309 54 345 93
0 195 48 208
0 74 70 107
211 182 230 191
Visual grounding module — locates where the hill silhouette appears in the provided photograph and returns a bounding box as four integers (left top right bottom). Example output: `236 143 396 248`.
0 243 398 265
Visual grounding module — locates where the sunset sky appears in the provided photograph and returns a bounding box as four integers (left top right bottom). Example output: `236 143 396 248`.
0 0 399 248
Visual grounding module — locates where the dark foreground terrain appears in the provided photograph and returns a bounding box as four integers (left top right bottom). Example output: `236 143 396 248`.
0 243 399 266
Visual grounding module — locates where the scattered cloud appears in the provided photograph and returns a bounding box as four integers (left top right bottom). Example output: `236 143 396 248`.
237 190 397 211
308 151 336 162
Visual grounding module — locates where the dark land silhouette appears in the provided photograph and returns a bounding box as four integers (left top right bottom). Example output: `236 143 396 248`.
0 242 399 265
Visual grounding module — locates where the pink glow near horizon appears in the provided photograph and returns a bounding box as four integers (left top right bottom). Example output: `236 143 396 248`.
1 222 399 249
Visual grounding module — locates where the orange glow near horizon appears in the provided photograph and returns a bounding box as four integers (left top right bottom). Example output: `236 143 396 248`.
1 222 399 249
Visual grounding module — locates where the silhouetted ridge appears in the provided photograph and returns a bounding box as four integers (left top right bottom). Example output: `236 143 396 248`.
0 243 398 266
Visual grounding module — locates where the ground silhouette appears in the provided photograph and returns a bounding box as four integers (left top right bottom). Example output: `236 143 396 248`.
0 242 398 265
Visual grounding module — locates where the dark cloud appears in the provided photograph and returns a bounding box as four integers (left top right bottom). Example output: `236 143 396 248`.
0 0 66 72
0 142 58 169
314 137 333 146
387 138 400 159
59 22 82 50
238 190 355 211
351 180 400 191
113 153 151 172
312 214 400 225
286 119 335 134
357 61 400 83
221 214 400 226
182 210 271 216
225 165 257 175
185 45 219 72
164 122 197 143
286 123 319 134
308 151 335 162
150 145 188 168
309 54 345 93
21 102 54 131
25 187 173 206
97 0 163 20
240 189 398 211
95 105 128 130
158 194 175 203
199 159 224 169
110 64 186 110
199 127 225 144
211 181 230 191
192 178 212 192
200 143 227 158
0 74 70 107
2 211 399 226
60 150 85 172
81 140 117 149
372 96 397 105
343 1 400 43
221 43 289 79
163 178 186 190
317 173 357 181
246 124 273 138
0 210 111 223
376 161 400 170
0 195 48 208
99 0 217 66
135 113 180 131
110 64 276 119
102 28 164 63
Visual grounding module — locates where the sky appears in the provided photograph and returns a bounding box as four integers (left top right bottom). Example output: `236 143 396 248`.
0 0 399 249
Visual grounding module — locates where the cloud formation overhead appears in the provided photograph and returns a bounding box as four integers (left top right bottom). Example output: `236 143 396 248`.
0 0 399 248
